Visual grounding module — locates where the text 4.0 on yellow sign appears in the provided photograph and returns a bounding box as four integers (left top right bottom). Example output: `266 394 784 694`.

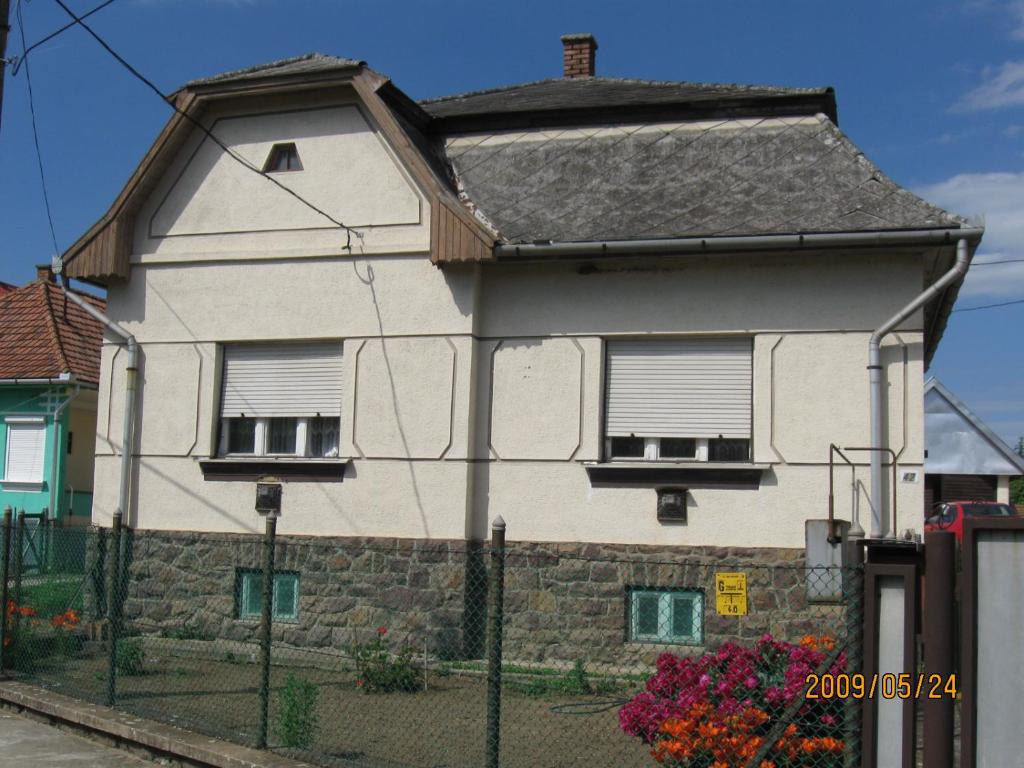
715 572 748 616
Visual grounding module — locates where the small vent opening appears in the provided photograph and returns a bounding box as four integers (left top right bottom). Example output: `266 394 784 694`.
263 143 303 173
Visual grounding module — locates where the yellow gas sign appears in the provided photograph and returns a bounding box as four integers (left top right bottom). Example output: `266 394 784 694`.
715 572 748 616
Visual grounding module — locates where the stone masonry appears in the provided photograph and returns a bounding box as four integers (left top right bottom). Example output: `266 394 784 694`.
91 530 854 668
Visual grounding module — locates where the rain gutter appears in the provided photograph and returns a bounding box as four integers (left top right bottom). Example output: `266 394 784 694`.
58 282 138 530
493 227 984 260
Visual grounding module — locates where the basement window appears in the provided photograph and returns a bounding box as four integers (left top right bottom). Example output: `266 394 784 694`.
263 143 303 173
236 569 299 622
627 587 704 645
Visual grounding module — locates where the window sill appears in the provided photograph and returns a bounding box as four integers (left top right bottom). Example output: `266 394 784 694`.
199 458 348 482
584 462 768 489
0 480 45 492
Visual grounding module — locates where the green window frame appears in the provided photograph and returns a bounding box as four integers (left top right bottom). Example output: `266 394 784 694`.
628 588 703 645
237 569 299 622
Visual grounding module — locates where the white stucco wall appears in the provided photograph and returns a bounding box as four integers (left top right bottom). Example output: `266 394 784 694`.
90 99 929 549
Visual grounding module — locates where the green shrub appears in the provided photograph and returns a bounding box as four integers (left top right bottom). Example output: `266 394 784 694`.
275 674 319 749
115 638 145 676
350 627 423 693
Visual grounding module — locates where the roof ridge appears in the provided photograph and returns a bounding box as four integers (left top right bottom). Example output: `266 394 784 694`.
418 76 831 105
186 52 363 87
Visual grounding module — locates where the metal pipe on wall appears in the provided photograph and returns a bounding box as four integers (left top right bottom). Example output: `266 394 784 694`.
58 281 138 529
868 238 970 538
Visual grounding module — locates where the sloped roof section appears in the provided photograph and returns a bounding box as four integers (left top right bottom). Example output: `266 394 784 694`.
924 378 1024 476
0 277 106 386
186 52 363 88
420 77 836 124
442 115 963 244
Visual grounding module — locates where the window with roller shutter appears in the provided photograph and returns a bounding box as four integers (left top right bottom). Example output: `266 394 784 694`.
604 338 752 462
218 342 343 458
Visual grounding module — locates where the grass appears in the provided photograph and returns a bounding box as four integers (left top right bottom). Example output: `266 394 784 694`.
18 578 84 615
503 660 631 698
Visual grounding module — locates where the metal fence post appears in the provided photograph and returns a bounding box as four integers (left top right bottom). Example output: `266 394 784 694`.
485 516 506 768
923 531 956 768
106 510 123 707
257 513 277 750
11 511 24 644
0 506 11 676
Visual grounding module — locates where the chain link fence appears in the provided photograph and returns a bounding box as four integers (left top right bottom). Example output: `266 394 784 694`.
1 515 863 768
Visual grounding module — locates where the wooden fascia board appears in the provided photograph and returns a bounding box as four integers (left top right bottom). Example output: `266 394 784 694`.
350 71 496 263
63 91 200 279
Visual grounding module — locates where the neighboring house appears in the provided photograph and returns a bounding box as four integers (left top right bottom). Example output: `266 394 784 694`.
0 266 104 524
0 282 16 295
924 377 1024 509
57 36 979 644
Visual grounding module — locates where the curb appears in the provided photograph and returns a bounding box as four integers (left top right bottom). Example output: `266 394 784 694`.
0 679 314 768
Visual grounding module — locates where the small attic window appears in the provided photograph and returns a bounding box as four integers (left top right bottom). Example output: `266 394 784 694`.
263 143 303 173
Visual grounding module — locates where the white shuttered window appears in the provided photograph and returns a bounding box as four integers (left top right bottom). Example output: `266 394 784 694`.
4 420 46 482
605 339 752 440
219 343 343 458
221 343 343 418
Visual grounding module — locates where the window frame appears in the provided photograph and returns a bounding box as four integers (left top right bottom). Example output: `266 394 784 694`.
215 342 343 461
627 587 704 646
262 143 303 173
602 337 753 464
236 569 300 622
2 417 47 487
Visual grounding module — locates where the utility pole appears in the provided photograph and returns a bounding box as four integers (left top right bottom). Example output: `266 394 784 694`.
0 0 10 136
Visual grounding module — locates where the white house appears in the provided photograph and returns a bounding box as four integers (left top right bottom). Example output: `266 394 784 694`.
62 36 978 563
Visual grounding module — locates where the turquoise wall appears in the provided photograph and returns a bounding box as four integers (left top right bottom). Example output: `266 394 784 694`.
0 386 71 518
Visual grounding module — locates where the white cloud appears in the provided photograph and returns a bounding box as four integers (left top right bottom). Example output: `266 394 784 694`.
956 60 1024 111
917 172 1024 297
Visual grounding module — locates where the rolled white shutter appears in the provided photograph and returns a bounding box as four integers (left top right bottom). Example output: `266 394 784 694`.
605 338 751 439
221 343 343 418
5 422 46 482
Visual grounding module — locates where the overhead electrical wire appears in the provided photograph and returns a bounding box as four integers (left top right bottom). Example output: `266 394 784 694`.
951 298 1024 313
11 0 117 74
51 0 359 252
16 0 61 256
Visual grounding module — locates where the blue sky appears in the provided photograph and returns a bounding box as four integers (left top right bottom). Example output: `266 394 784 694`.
1 0 1022 446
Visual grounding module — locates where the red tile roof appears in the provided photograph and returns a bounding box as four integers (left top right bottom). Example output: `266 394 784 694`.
0 276 106 385
0 282 16 295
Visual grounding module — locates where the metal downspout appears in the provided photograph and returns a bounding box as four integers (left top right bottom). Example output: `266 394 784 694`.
47 387 80 520
868 238 970 538
58 283 138 530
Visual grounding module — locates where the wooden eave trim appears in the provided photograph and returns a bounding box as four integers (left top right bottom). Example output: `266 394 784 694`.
350 71 496 263
62 91 201 278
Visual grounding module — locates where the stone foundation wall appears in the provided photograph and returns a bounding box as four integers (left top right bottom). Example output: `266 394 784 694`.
92 530 853 667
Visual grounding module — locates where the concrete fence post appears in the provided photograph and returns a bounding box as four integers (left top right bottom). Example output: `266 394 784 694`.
485 516 506 768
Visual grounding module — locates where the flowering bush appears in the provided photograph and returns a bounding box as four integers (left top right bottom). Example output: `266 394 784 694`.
4 600 82 665
619 634 846 767
350 626 423 694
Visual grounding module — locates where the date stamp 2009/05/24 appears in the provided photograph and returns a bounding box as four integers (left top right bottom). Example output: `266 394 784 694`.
805 674 958 700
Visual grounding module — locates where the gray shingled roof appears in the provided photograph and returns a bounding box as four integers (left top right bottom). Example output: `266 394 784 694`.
186 53 362 87
443 115 963 243
420 77 834 121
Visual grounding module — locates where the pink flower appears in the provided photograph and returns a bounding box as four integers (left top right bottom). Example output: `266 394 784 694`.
745 675 759 689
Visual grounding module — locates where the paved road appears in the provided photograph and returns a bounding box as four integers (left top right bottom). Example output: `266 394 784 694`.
0 711 152 766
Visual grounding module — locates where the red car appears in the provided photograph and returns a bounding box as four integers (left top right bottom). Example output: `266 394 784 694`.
924 501 1018 541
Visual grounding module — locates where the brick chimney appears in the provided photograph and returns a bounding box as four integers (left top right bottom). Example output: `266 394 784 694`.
561 33 597 78
36 264 55 283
